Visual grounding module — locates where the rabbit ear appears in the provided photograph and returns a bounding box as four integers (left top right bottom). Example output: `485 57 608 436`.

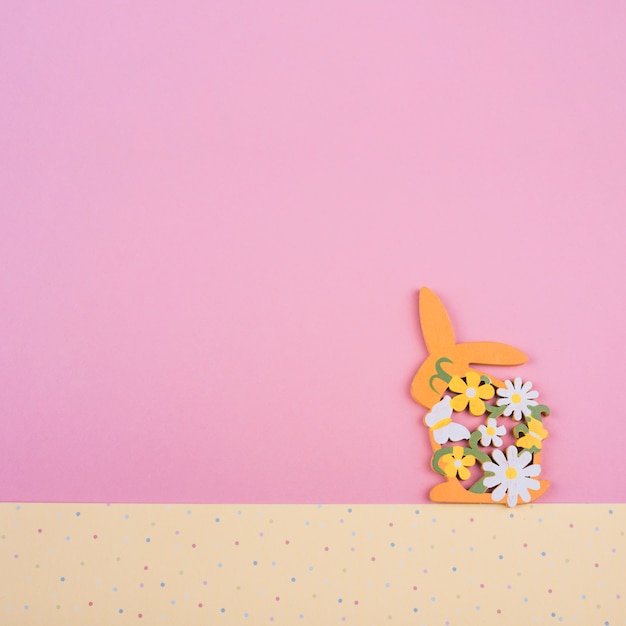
455 341 528 367
419 287 456 353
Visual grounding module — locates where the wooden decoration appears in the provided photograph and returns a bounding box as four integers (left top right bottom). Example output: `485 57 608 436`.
411 288 551 507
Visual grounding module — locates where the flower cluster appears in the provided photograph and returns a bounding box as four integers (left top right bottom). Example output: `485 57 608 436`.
425 369 550 507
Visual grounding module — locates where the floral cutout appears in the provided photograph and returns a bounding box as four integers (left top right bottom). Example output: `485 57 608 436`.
440 446 476 480
424 395 471 444
411 288 552 507
496 377 539 421
477 417 506 448
448 372 495 416
482 446 541 507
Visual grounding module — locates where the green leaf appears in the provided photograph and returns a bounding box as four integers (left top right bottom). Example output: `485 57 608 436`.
486 403 507 419
529 404 550 421
431 447 454 476
514 423 528 438
468 477 489 494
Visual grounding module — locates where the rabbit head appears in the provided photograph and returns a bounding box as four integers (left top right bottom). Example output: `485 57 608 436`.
411 288 529 409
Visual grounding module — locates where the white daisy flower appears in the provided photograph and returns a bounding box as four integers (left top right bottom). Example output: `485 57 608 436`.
477 418 506 447
482 445 541 508
496 377 539 421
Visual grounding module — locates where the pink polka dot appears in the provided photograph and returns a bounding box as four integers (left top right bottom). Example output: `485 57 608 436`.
371 556 376 561
93 535 98 539
389 522 393 527
354 600 359 605
324 546 329 551
138 614 143 618
275 596 280 602
480 583 485 588
285 540 290 545
88 602 93 607
198 603 203 608
144 566 149 570
192 544 196 548
235 541 239 546
497 609 502 614
37 529 42 533
413 586 417 591
548 589 552 594
595 563 600 568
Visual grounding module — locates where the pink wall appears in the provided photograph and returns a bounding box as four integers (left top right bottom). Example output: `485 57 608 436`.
1 2 625 502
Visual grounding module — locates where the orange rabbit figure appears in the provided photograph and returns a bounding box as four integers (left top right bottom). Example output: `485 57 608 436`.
411 288 551 507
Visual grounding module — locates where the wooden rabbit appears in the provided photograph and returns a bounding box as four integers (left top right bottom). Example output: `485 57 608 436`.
411 288 550 507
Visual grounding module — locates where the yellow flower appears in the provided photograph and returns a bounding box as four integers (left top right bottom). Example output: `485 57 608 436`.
440 446 476 480
517 419 548 450
449 372 495 416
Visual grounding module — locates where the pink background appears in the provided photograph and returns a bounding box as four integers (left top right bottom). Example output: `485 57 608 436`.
1 2 625 503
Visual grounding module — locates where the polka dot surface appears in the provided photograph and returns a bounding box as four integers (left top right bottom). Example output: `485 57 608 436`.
0 504 623 624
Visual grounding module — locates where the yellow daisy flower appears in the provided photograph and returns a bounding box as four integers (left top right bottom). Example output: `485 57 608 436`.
449 372 495 416
440 446 476 480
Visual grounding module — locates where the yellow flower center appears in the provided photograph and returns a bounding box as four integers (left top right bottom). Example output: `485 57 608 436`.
486 427 495 436
511 393 522 404
505 467 517 479
466 387 477 398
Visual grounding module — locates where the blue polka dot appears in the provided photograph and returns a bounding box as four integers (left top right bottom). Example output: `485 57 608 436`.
75 512 80 517
291 578 296 582
347 508 352 513
253 561 258 566
272 562 276 567
60 577 65 582
215 518 220 523
160 582 165 587
146 538 151 543
541 552 546 556
220 608 225 613
498 555 503 560
186 510 191 515
413 608 418 613
338 599 342 603
476 606 480 610
23 606 28 611
170 600 176 605
118 609 123 614
390 543 395 547
243 613 248 618
452 567 457 572
65 536 71 541
415 509 420 515
299 615 304 619
551 612 556 617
